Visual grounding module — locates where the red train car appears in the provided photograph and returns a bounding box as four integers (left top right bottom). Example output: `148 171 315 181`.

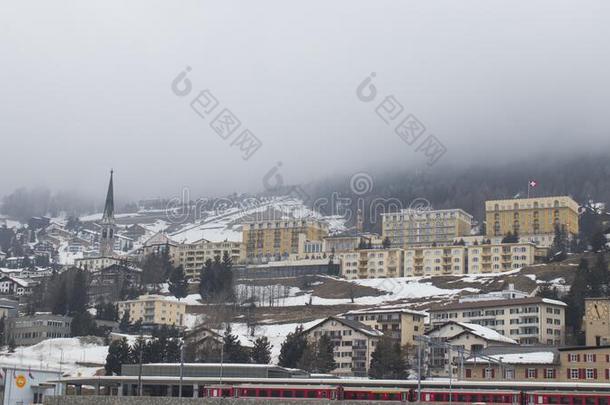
527 391 610 405
342 387 410 401
208 384 339 400
417 388 521 404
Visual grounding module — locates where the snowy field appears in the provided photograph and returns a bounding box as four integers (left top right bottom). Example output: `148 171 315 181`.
224 320 322 363
0 338 108 377
234 276 479 308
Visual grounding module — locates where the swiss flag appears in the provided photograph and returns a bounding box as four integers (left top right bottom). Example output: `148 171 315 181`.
529 180 538 188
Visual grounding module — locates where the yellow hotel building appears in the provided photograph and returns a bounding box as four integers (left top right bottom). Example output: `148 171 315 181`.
485 196 579 246
117 294 186 327
242 219 328 260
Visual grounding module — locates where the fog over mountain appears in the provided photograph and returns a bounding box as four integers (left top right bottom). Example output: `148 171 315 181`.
1 0 609 201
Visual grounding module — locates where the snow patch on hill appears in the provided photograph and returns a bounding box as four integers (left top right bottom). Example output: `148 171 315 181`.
0 337 108 377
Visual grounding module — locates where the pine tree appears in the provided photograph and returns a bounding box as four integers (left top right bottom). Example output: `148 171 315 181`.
589 253 609 295
220 251 235 301
199 259 214 300
223 325 250 363
0 315 5 346
296 341 316 372
70 312 97 337
105 338 131 375
119 310 131 333
501 231 518 244
565 258 589 337
591 230 608 253
165 338 182 363
69 268 89 315
315 334 337 373
369 338 407 379
250 336 272 364
52 279 68 315
129 336 146 364
278 325 307 368
327 257 340 276
168 265 188 299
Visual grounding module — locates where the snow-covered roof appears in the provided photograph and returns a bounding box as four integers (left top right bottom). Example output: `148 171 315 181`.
541 298 568 307
143 232 177 247
343 307 427 317
455 322 517 345
466 351 556 365
304 316 383 338
0 275 33 287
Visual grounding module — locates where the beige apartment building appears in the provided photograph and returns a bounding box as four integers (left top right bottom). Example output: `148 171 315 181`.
242 219 328 261
382 209 473 248
342 242 539 278
343 307 426 347
173 239 243 279
117 294 186 327
485 196 580 246
302 316 382 377
429 297 566 345
338 248 403 279
404 246 467 277
463 346 610 383
467 242 537 274
584 297 610 347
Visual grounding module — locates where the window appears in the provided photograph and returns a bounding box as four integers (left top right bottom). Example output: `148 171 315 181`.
526 368 537 379
569 368 579 380
545 368 556 379
568 354 579 362
586 368 596 379
586 354 596 362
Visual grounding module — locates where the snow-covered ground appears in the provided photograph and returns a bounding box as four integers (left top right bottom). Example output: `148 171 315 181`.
169 196 347 244
57 241 84 265
0 338 108 377
222 320 321 363
234 276 478 308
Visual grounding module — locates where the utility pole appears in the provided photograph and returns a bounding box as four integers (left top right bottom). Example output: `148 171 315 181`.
417 339 422 403
137 334 143 397
179 343 184 398
448 346 452 405
219 341 225 387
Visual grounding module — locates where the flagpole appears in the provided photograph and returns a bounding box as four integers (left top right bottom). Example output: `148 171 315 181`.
527 182 530 199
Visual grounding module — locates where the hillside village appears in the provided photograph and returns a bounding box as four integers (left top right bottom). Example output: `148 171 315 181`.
1 171 610 388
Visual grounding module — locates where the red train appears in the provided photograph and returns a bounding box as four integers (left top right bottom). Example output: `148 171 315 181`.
202 381 610 404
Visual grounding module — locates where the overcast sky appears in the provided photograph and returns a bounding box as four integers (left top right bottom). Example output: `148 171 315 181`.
1 0 609 201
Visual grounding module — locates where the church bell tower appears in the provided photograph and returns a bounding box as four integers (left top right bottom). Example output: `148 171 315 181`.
99 170 115 257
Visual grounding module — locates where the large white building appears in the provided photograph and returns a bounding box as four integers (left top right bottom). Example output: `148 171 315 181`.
429 296 567 346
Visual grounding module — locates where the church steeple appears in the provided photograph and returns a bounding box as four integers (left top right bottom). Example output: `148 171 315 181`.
99 170 116 257
101 169 114 224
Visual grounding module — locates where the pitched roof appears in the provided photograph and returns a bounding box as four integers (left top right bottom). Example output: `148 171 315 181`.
452 322 518 345
343 307 427 317
144 232 177 247
429 296 566 312
304 316 383 338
